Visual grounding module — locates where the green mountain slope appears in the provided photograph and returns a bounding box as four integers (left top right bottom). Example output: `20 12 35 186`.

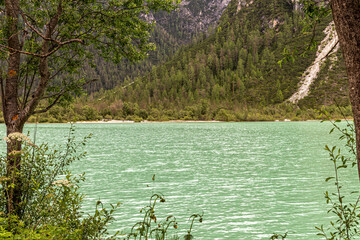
80 0 231 92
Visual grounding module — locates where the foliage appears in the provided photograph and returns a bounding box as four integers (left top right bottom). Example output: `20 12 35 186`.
0 0 181 127
81 0 217 92
21 101 353 123
127 193 203 240
278 0 332 66
316 116 360 239
183 213 203 240
127 193 176 240
0 126 120 239
270 232 288 240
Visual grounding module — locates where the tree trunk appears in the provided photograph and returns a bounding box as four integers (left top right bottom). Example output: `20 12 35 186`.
3 0 26 217
2 0 54 218
331 0 360 180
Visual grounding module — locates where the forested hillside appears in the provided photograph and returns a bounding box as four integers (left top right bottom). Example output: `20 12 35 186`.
27 0 351 123
80 0 231 91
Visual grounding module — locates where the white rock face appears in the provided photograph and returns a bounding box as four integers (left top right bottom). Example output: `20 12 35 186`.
177 0 231 32
288 22 339 103
150 0 232 43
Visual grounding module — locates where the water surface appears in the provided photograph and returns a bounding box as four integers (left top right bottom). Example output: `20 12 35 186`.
2 121 358 239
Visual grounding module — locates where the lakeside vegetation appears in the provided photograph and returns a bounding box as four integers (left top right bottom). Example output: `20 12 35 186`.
3 102 351 123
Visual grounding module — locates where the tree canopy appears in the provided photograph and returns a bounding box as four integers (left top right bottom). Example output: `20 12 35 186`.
0 0 180 132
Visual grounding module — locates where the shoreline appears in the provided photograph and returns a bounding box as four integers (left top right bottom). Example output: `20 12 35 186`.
16 118 354 124
69 118 353 124
73 120 223 124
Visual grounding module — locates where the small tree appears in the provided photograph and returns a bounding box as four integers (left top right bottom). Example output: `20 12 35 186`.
0 0 180 216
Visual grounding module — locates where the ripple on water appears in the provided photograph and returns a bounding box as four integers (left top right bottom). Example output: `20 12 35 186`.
10 121 356 239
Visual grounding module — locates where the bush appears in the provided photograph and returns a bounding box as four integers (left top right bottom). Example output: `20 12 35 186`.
0 126 119 239
127 193 203 240
132 116 144 123
316 118 360 239
214 109 235 122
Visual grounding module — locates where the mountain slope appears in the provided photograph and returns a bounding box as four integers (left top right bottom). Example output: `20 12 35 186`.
112 0 330 104
81 0 232 92
33 0 350 123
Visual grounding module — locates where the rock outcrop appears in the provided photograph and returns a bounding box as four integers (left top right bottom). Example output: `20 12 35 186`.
288 22 339 103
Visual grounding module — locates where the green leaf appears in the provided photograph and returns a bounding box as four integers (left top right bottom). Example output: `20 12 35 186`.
325 177 334 182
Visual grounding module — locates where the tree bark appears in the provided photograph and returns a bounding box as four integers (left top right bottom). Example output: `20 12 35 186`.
2 0 56 217
4 0 24 217
330 0 360 181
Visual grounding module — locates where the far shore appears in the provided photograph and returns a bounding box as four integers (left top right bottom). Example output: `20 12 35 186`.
13 118 353 125
73 120 223 124
68 118 353 124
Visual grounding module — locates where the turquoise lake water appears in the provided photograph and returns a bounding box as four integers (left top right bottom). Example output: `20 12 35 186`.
1 121 358 239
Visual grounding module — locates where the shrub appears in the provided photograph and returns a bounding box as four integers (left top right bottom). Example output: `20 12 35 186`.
0 126 119 239
215 109 235 122
127 193 203 240
316 118 360 239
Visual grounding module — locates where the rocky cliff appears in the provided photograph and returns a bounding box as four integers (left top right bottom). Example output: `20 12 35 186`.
85 0 234 91
153 0 232 42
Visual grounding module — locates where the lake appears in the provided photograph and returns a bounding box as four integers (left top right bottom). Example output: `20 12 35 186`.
1 121 358 239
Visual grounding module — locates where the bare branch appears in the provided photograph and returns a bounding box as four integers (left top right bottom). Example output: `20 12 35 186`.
20 11 47 41
33 94 62 114
49 55 78 80
34 79 97 114
318 40 339 62
23 71 37 109
44 39 85 56
0 43 44 57
42 79 98 99
0 38 84 57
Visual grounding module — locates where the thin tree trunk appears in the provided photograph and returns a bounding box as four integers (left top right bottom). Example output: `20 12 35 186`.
331 0 360 181
3 0 25 217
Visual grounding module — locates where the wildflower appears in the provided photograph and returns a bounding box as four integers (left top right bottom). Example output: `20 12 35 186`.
3 132 32 144
52 179 72 187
